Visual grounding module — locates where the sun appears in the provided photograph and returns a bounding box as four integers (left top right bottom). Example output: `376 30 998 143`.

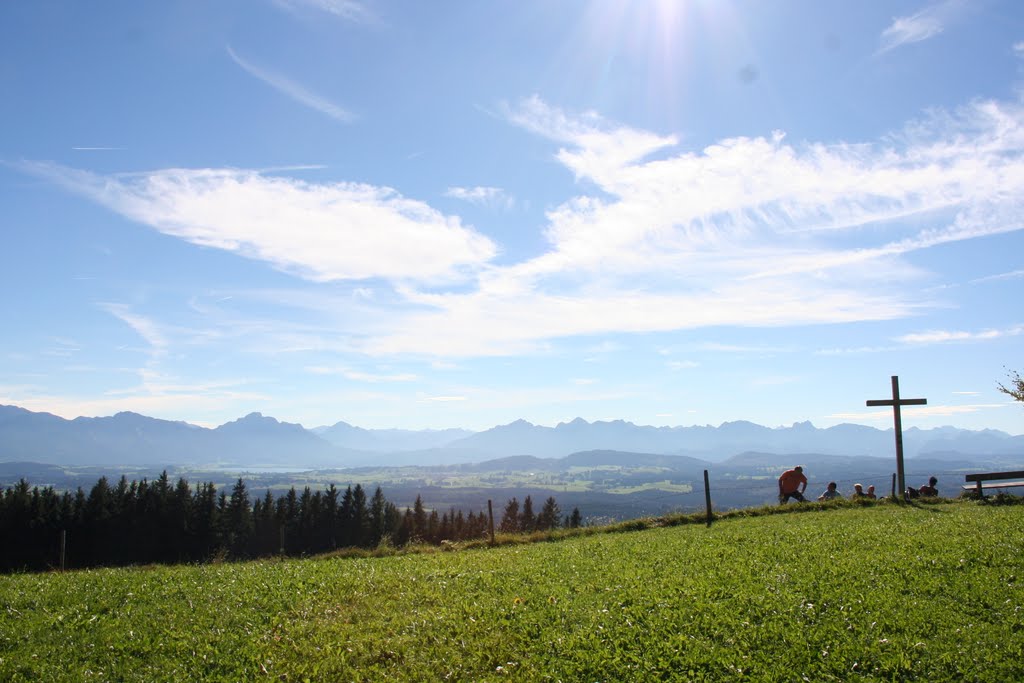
549 0 737 124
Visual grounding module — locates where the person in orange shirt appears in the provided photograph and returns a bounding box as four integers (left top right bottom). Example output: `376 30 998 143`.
778 465 808 503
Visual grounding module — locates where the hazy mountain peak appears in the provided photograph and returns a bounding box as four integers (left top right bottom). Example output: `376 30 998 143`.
216 412 290 432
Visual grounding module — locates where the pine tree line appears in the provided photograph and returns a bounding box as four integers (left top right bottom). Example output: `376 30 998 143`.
0 474 580 572
498 495 582 533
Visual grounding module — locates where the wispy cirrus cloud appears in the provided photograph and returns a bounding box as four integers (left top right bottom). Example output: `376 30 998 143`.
878 1 964 54
830 403 1008 422
271 0 375 23
445 186 514 210
815 345 896 356
970 269 1024 284
897 325 1024 345
227 46 355 123
19 162 496 284
100 303 169 357
305 366 417 382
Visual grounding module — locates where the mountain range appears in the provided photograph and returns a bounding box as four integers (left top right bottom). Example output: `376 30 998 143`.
2 403 1023 470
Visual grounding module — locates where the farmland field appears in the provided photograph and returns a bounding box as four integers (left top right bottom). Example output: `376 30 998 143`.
2 501 1022 681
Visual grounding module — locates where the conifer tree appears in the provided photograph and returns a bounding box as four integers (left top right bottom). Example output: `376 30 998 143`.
537 496 561 530
368 486 388 546
338 485 354 547
520 495 536 533
227 478 253 557
500 497 520 533
395 508 414 546
322 484 339 549
412 495 428 541
253 489 277 556
351 484 369 547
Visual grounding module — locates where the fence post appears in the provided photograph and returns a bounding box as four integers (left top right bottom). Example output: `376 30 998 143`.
891 472 897 499
487 499 495 545
703 470 713 527
60 529 66 571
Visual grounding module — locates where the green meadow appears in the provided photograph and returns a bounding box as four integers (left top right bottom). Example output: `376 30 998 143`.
2 501 1022 682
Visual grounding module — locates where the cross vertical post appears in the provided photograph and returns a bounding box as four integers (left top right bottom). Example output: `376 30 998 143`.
866 375 927 498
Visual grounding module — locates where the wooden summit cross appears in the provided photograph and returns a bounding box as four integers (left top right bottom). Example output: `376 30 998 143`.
866 375 926 498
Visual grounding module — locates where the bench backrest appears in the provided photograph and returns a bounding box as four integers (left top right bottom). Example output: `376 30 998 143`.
965 470 1024 483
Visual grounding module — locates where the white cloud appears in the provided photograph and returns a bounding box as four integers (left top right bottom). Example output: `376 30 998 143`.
830 403 1008 422
879 14 943 53
100 304 169 357
897 325 1024 345
43 337 81 358
695 342 793 354
356 95 1024 357
420 395 467 402
271 0 375 23
970 269 1024 284
227 46 355 123
22 162 497 284
878 1 963 54
815 345 896 356
305 366 417 382
0 381 268 425
445 186 514 209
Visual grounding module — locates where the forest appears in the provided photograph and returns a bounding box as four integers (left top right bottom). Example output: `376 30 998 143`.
0 474 579 572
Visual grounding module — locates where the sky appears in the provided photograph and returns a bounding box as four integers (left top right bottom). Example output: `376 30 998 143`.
1 0 1023 434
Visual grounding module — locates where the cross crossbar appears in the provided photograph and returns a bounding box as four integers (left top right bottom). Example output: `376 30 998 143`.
866 398 927 407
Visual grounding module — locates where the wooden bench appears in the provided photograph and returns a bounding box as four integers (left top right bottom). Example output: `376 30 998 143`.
962 470 1024 497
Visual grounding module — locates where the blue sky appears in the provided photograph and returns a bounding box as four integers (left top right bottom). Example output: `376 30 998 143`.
2 0 1023 434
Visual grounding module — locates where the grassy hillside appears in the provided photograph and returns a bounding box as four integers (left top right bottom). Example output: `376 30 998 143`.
2 501 1022 681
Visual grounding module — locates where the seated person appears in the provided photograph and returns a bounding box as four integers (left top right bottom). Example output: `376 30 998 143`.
817 481 842 501
865 485 877 499
918 476 938 497
852 483 865 498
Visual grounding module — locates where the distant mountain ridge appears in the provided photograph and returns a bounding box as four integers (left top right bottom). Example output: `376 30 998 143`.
313 419 475 452
1 404 1022 469
443 417 1024 462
